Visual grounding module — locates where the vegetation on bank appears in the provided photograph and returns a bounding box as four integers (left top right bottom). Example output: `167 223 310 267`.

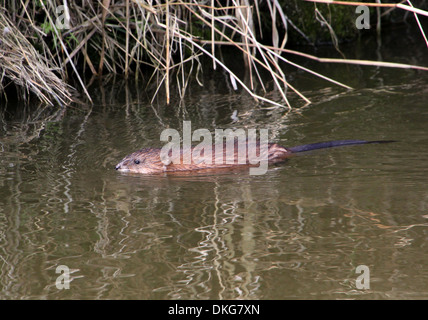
0 0 427 108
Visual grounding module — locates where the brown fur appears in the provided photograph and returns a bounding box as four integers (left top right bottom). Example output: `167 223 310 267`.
115 142 291 174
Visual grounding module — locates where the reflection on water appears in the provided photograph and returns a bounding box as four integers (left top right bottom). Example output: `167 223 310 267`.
1 38 428 299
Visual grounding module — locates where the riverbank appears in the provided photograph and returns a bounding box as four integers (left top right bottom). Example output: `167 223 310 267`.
1 1 427 108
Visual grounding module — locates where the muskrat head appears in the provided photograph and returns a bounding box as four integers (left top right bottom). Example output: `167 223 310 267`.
115 148 165 174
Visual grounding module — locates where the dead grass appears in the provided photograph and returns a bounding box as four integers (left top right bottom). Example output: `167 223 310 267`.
0 9 73 106
1 1 428 108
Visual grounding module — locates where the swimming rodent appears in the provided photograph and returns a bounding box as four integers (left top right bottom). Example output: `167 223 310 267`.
115 140 394 174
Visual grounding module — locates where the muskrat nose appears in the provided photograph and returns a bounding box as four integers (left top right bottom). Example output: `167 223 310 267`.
115 164 121 170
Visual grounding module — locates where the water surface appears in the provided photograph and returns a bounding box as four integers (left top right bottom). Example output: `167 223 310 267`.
1 31 428 299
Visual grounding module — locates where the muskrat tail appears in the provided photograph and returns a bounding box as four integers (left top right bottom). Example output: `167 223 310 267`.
287 140 396 153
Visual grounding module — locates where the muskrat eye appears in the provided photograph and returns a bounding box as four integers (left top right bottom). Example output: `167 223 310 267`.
134 159 140 164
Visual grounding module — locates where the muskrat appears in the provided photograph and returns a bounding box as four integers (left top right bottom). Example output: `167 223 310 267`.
115 140 394 175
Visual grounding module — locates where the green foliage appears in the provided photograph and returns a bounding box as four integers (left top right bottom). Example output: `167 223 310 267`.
281 0 358 45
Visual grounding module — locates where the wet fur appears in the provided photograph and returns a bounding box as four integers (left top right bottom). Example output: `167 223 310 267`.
115 140 393 174
115 142 290 174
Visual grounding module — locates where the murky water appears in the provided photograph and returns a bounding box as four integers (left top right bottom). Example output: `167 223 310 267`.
1 31 428 299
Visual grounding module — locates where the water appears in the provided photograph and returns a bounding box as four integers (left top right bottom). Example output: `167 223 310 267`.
1 31 428 299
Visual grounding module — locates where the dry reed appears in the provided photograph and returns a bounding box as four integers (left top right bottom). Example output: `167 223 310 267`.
1 1 428 108
0 9 73 106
